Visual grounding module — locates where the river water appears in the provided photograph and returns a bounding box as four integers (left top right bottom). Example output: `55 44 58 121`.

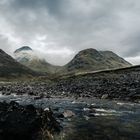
0 94 140 140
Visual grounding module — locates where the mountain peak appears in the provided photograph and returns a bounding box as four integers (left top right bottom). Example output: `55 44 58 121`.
78 48 99 55
75 48 102 61
14 46 32 53
65 48 131 73
14 46 37 63
14 46 59 74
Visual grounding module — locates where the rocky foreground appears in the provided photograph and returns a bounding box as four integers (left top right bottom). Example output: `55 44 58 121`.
0 66 140 102
0 101 61 140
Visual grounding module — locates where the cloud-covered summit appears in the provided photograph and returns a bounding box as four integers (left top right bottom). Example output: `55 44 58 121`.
0 0 140 65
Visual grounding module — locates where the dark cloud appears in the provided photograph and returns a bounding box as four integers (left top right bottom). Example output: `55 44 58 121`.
0 0 140 65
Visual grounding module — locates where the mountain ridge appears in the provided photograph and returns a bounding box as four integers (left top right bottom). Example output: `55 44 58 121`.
13 47 131 74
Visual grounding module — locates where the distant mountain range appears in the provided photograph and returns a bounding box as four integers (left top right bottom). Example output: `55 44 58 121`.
14 46 132 74
0 49 36 77
0 46 132 77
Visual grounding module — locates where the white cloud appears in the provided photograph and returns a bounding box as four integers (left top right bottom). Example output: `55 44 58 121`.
125 56 140 65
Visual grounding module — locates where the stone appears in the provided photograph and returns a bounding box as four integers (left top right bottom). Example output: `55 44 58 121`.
63 110 75 118
101 94 109 99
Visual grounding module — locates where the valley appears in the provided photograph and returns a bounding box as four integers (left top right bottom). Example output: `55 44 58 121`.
0 48 139 140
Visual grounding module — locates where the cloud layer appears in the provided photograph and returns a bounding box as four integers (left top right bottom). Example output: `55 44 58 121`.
0 0 140 65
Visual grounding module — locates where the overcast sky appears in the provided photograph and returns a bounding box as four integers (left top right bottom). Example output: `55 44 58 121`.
0 0 140 65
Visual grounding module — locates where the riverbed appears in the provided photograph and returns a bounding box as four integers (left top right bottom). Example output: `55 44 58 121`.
0 94 140 140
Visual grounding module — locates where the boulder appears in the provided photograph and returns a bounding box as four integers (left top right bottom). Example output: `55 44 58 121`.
0 101 61 140
63 110 75 118
101 94 109 99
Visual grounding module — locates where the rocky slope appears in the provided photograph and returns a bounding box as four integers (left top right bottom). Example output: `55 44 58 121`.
0 49 36 77
0 65 140 102
64 48 132 73
14 46 61 74
54 65 140 102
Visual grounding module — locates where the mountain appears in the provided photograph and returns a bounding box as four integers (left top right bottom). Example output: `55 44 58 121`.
14 46 60 74
14 46 39 63
14 47 132 74
0 49 36 77
63 48 132 73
